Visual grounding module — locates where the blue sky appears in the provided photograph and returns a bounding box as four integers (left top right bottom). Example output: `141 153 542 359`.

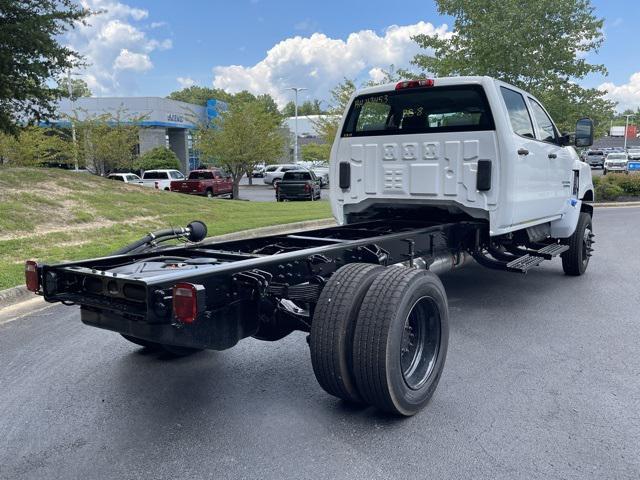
68 0 640 110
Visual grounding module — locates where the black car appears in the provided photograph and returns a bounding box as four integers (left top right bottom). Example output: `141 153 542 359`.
275 170 321 201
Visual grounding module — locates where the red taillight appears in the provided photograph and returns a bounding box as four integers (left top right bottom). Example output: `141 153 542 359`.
395 79 435 90
173 282 198 324
25 260 39 292
304 183 311 192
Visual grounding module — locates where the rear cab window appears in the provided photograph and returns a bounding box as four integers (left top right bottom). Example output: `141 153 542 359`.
143 171 169 180
342 85 495 137
283 171 312 181
189 171 214 180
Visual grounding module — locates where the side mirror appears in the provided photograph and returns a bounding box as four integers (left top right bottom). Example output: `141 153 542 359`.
575 118 594 147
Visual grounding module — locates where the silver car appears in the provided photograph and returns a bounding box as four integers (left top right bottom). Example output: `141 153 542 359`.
603 153 628 175
585 150 605 169
263 164 305 186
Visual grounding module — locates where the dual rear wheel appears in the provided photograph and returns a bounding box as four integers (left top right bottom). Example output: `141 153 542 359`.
310 263 449 416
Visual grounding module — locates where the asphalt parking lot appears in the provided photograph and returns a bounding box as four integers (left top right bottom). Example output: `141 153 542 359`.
238 176 329 202
1 206 639 480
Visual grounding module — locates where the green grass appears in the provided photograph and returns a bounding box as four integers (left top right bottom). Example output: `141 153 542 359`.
0 167 331 290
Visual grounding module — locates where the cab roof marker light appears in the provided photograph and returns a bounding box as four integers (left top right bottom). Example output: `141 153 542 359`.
395 79 435 90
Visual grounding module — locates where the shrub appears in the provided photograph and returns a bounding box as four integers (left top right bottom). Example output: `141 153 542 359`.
612 173 640 196
134 147 180 171
594 181 624 201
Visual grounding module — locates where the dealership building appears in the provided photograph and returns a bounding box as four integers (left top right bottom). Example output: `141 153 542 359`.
53 97 223 172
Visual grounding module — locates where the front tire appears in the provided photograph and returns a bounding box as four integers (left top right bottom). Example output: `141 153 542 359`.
353 267 449 416
310 263 384 403
562 212 593 276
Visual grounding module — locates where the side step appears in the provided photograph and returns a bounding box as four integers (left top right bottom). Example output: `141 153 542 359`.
505 243 569 273
506 255 544 273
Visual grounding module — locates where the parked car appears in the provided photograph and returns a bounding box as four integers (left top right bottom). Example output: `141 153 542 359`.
627 148 640 160
263 164 304 186
251 164 266 178
139 169 185 190
311 165 329 188
603 152 629 175
584 150 605 169
170 169 233 198
107 173 142 184
276 170 321 201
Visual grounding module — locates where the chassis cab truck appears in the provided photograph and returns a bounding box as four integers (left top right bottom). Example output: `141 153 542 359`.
25 77 595 416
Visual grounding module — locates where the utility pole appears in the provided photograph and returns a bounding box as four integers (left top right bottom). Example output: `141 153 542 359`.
286 87 307 163
67 70 79 172
623 114 634 152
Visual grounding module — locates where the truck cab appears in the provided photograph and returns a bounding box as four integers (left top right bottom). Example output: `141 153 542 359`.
331 76 594 239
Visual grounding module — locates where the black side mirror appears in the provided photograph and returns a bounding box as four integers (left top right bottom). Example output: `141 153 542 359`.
575 118 594 147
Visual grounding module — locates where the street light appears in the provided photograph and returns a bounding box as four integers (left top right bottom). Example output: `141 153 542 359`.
286 87 307 163
623 114 635 152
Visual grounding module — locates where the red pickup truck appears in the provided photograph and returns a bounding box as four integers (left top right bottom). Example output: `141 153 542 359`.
170 169 233 198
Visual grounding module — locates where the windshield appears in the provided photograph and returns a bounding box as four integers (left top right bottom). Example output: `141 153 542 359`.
587 151 603 156
607 154 627 160
342 85 494 137
143 171 168 179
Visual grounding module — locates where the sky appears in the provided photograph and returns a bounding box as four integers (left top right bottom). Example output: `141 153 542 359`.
66 0 640 111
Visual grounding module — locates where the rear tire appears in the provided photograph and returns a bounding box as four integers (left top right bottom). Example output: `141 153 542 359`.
562 212 593 276
310 263 384 403
352 267 449 416
206 189 213 198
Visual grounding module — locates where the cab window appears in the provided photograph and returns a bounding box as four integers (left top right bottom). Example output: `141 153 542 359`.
528 98 557 143
500 87 534 138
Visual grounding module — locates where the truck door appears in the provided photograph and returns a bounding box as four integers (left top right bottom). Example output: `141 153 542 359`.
500 86 555 225
527 97 573 215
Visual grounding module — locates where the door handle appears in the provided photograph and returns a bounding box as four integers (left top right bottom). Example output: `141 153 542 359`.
548 153 557 159
517 148 529 156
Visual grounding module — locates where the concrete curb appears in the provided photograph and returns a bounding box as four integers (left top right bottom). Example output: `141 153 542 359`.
594 201 640 208
0 218 337 311
0 285 31 310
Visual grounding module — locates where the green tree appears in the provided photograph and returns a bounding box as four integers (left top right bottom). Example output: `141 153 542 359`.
0 1 90 134
135 147 180 171
301 143 330 162
57 78 92 99
168 86 233 105
282 99 325 117
0 126 71 166
411 0 615 135
196 99 285 199
71 109 141 175
312 78 356 145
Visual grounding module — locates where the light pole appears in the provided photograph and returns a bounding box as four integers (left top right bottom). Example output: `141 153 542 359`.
623 114 635 152
67 70 79 172
286 87 307 163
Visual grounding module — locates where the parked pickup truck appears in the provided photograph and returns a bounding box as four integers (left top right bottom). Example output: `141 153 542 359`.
276 170 321 201
170 169 233 198
139 169 185 190
25 76 596 417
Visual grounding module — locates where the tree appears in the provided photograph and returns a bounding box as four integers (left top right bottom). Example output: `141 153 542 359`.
301 143 330 163
196 99 285 199
135 147 180 171
411 0 615 135
0 1 90 134
282 99 325 117
168 86 233 105
71 109 141 175
312 78 356 145
57 78 92 99
0 126 71 166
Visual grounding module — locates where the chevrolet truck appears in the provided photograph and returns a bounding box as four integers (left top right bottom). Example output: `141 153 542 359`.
25 76 595 416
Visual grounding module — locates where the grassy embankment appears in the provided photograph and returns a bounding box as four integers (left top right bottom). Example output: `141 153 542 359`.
0 168 331 290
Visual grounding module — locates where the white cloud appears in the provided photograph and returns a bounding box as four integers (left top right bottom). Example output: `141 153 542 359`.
114 49 153 71
177 76 196 88
598 72 640 112
66 0 172 95
212 22 450 106
150 21 167 29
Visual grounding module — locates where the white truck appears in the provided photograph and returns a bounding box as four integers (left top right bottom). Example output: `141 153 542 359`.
26 76 595 416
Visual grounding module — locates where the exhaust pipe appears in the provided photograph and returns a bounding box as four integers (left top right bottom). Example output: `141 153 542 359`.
397 251 471 275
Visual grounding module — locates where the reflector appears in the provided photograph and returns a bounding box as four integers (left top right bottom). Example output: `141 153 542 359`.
25 261 39 292
173 282 198 324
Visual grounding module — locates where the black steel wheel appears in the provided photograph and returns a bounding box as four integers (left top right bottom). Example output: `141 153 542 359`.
562 212 594 276
310 263 384 403
352 267 449 416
